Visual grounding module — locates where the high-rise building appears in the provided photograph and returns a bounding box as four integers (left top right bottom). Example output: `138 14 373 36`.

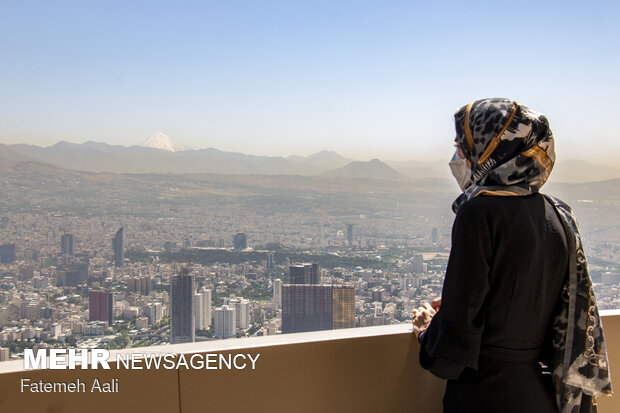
431 227 439 244
135 317 149 330
127 277 138 293
89 290 113 325
112 227 124 267
170 268 195 344
32 276 48 289
227 298 250 330
0 244 16 264
21 301 38 319
60 234 74 255
56 253 89 287
371 288 386 302
39 307 54 320
200 289 212 328
190 290 212 331
282 284 355 334
282 285 333 334
233 233 247 250
143 302 162 325
412 253 424 273
273 279 282 307
214 305 236 338
374 302 383 317
289 263 321 284
0 347 9 362
193 293 204 331
164 241 176 253
346 224 354 246
289 265 305 284
310 263 321 284
127 276 151 295
266 252 275 269
332 285 355 329
141 276 151 295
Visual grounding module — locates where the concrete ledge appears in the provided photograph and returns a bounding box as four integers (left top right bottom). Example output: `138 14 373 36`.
1 315 619 413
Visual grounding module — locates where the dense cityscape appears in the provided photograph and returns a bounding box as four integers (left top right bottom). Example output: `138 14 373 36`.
0 205 451 362
0 182 618 362
0 139 619 362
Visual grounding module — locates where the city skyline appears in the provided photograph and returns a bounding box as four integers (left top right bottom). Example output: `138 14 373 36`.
1 2 619 164
1 149 619 360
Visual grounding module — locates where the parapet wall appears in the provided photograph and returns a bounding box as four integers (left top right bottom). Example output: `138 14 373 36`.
1 314 619 413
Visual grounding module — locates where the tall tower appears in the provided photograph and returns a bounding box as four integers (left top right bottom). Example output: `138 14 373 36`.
412 253 424 273
233 233 247 250
227 298 250 330
281 285 333 334
128 276 151 295
214 305 236 338
289 265 305 284
193 293 204 331
289 263 321 284
309 263 320 284
112 227 124 267
201 289 212 329
89 290 113 325
332 285 355 329
273 279 282 308
346 224 354 246
170 268 195 344
60 234 74 255
0 244 16 264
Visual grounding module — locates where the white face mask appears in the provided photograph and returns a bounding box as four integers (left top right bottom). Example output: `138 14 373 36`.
448 149 472 191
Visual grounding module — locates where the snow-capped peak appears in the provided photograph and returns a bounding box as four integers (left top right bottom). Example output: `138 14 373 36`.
142 132 189 152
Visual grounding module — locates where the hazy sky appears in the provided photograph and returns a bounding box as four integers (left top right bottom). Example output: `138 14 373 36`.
1 1 619 163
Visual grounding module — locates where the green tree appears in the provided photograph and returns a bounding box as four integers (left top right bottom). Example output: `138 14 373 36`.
106 332 130 350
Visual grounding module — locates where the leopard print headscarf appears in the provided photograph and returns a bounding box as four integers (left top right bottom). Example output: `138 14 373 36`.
452 98 612 413
452 97 555 213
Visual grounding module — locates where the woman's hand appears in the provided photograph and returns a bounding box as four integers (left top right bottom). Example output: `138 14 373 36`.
412 302 437 339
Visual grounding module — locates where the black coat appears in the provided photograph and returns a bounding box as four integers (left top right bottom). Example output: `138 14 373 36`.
420 193 569 413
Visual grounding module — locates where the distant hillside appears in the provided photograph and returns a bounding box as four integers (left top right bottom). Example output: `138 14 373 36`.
549 159 620 183
546 178 620 201
321 159 407 181
287 150 354 171
0 144 36 168
386 159 451 180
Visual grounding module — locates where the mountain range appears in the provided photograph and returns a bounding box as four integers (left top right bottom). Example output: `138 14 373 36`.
3 140 620 183
322 159 408 181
